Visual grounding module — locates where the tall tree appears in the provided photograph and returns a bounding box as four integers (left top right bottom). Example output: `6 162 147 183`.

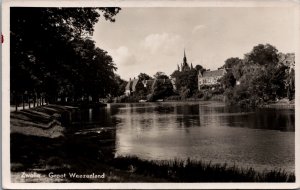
11 7 121 104
138 73 152 81
223 57 243 69
220 72 236 88
154 72 169 79
244 44 279 66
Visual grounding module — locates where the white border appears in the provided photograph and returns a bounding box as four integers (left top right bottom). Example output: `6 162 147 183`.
2 0 300 189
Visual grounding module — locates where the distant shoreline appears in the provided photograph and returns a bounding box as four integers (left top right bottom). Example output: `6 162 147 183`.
109 98 295 110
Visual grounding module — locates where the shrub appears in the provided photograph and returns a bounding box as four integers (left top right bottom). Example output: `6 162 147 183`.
166 95 181 101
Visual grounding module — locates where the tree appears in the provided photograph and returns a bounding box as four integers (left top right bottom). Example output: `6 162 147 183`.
194 64 206 74
138 73 152 81
220 72 236 88
287 68 295 100
194 64 203 71
154 72 169 79
231 62 244 80
151 80 174 100
223 57 243 69
223 43 292 107
244 44 279 66
110 75 128 97
173 69 198 96
11 7 121 105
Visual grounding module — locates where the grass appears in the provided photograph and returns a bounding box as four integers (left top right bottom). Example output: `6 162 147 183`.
110 156 295 182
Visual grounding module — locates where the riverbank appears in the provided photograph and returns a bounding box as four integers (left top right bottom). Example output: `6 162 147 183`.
11 104 77 138
263 98 295 109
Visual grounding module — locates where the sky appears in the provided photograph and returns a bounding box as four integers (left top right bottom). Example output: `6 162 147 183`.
92 7 297 80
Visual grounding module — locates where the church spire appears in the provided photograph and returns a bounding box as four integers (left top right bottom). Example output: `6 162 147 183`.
183 49 187 64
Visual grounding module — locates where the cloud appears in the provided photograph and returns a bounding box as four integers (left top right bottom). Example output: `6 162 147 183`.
141 33 183 54
192 25 207 33
108 46 136 66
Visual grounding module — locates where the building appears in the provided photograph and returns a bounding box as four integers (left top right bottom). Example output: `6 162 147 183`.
125 78 140 96
198 69 227 90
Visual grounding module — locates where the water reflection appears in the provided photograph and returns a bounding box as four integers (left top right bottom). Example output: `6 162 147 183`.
111 102 294 172
71 102 294 173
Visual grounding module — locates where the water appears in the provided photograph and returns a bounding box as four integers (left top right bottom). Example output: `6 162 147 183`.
75 101 295 173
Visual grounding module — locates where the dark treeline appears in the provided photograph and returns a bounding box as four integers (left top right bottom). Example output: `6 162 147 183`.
11 7 124 110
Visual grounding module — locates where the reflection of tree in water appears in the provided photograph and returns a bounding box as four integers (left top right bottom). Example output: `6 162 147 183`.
175 104 200 129
154 105 175 114
211 107 294 132
249 109 295 131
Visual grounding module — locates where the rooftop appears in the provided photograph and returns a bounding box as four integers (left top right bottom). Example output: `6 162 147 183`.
201 69 226 77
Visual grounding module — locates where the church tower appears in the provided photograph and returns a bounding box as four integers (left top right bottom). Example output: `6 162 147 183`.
181 49 190 71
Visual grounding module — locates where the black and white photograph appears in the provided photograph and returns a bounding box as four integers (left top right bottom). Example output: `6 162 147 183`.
2 0 300 189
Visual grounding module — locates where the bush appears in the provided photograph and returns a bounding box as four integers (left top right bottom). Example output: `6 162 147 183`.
192 91 204 99
203 91 213 100
179 87 190 100
166 95 181 101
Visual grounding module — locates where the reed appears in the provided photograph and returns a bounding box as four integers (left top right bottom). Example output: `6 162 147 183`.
110 156 295 182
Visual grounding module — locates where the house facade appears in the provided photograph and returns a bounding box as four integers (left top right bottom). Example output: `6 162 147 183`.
198 69 227 90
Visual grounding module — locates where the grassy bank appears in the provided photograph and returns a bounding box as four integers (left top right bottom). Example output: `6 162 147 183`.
10 104 77 138
110 156 295 182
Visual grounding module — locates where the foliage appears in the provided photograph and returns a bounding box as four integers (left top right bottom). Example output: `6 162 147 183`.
135 80 148 97
138 73 152 81
154 72 169 79
110 75 127 97
244 44 279 66
165 95 181 101
220 72 236 88
111 156 295 182
151 80 174 100
179 87 190 100
223 57 243 69
194 64 206 72
172 69 199 98
287 69 295 100
221 44 295 107
11 7 121 104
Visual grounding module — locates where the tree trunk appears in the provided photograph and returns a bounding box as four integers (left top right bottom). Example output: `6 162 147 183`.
28 95 31 108
15 94 18 112
22 95 25 110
